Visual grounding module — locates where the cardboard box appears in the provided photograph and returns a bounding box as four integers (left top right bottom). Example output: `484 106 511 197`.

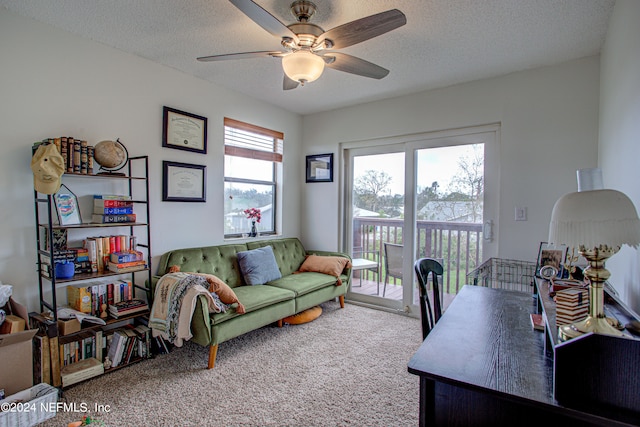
0 314 26 334
57 318 81 336
0 298 38 396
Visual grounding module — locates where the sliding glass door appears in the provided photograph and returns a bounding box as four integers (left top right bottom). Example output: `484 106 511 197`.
343 125 499 315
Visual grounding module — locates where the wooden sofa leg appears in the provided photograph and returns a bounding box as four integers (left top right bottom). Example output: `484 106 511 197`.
208 344 218 369
277 319 283 327
339 295 345 308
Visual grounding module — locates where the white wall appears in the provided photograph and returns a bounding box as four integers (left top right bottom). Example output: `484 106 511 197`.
0 9 303 310
302 56 601 263
599 0 640 313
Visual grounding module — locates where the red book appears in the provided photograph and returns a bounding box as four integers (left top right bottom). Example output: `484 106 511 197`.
530 313 544 331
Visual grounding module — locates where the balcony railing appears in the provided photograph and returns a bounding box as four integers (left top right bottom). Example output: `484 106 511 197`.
353 217 483 294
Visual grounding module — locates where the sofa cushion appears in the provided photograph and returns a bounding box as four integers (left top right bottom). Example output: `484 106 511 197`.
246 238 308 276
299 255 350 277
298 255 351 286
267 272 348 297
237 246 282 285
210 284 295 325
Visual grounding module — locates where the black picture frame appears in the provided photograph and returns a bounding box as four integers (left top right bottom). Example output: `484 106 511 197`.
306 153 333 183
162 161 206 202
162 106 208 154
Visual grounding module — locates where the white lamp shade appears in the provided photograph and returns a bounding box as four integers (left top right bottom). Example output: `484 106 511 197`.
548 189 640 249
282 51 325 84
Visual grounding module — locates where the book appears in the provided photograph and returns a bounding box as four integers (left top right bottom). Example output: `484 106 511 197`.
108 299 149 318
91 213 137 223
529 313 544 331
93 194 133 201
80 140 88 174
33 333 51 385
73 139 81 174
49 335 61 387
87 145 94 174
106 331 126 368
107 262 147 274
85 237 98 273
61 357 104 387
93 206 134 215
110 251 144 263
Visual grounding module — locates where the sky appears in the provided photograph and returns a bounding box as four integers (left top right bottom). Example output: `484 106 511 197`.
353 144 481 196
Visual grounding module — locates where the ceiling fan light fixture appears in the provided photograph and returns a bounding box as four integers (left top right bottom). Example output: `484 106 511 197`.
282 50 324 85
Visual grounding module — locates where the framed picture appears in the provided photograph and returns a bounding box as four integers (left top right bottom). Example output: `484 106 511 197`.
162 106 208 154
162 161 206 202
54 184 82 225
535 242 566 279
306 153 333 183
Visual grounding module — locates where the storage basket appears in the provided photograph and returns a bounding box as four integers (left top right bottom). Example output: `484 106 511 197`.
0 383 58 427
467 257 536 292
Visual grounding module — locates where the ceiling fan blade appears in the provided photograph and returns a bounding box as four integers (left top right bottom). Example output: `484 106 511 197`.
323 52 390 79
229 0 299 43
197 51 282 62
315 9 406 50
283 75 299 90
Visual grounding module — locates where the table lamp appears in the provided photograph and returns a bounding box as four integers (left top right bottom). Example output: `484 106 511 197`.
548 188 640 340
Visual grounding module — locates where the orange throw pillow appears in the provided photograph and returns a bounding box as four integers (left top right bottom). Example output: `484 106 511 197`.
298 255 351 286
167 265 245 314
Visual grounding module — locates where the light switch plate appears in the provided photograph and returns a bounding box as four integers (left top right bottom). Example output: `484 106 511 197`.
515 206 527 221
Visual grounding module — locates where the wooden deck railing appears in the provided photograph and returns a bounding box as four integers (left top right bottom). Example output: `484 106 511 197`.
353 217 483 294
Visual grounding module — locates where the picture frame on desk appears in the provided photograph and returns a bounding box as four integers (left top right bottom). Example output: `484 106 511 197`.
535 241 566 279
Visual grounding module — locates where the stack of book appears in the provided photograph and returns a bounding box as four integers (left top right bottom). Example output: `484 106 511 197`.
105 324 151 368
33 137 94 175
66 280 133 316
555 288 589 326
91 195 136 224
108 299 149 319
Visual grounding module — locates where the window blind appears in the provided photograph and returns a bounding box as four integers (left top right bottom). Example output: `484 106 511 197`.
224 117 283 163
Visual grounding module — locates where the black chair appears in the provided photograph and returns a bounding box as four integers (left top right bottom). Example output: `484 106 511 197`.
414 258 444 340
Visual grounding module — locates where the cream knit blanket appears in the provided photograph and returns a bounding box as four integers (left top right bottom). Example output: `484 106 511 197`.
150 272 226 347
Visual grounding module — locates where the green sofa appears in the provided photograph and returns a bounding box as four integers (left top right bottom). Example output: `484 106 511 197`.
152 237 351 368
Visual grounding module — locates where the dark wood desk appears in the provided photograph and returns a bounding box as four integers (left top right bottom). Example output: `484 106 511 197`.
407 285 639 426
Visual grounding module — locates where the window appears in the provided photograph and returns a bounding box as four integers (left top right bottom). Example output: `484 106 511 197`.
224 118 283 237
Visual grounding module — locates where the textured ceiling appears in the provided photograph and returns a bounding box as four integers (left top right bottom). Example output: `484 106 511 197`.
0 0 615 115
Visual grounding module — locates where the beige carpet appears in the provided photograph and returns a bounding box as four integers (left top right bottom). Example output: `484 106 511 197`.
41 301 421 426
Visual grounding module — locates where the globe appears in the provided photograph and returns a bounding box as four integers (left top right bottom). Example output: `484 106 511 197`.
94 139 128 172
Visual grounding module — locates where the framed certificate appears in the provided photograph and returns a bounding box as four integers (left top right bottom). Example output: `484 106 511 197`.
162 161 206 202
162 106 208 154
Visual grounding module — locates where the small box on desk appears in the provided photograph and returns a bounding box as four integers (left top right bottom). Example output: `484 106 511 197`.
554 333 640 419
0 298 38 396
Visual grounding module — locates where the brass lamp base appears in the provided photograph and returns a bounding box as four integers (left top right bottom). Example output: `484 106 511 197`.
559 315 624 341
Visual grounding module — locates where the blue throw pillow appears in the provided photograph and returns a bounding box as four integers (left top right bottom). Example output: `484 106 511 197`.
237 246 282 285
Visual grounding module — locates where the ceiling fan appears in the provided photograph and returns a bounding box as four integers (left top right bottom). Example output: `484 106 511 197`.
197 0 407 90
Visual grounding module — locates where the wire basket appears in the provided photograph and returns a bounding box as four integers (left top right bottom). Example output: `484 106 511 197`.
467 257 537 292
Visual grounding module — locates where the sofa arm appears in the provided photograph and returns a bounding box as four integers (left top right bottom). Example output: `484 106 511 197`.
305 250 353 281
